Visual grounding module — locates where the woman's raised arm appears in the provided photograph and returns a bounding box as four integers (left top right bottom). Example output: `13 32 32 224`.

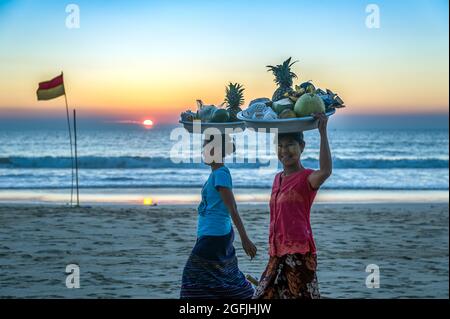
308 113 332 190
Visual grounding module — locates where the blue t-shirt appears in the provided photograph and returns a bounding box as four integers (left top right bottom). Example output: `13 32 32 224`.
197 166 233 237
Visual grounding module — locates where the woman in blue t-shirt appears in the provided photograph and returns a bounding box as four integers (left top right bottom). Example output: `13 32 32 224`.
180 134 257 299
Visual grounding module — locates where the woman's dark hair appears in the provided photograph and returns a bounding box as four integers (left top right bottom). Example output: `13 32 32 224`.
203 134 236 158
276 132 305 146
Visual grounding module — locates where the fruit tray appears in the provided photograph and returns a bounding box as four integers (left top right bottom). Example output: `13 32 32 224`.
236 109 335 133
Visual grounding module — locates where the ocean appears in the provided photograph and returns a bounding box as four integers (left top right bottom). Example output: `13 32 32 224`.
0 124 448 193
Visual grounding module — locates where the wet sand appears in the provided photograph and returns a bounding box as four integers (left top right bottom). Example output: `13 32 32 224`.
0 202 448 298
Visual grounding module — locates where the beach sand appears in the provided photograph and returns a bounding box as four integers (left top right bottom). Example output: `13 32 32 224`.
0 202 448 298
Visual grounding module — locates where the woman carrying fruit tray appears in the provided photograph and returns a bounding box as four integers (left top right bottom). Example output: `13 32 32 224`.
178 57 340 299
180 134 257 299
253 113 332 299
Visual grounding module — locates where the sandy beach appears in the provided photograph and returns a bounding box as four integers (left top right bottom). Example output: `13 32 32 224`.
0 202 448 298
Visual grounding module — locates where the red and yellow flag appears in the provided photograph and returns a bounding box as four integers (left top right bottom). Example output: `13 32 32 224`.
37 73 65 100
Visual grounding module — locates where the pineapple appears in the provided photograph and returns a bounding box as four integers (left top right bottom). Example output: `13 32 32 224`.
225 82 245 121
266 57 298 102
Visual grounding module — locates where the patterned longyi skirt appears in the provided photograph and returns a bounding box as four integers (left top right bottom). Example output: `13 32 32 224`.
253 252 320 299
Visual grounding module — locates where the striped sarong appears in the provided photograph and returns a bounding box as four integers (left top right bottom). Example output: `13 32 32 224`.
180 229 254 299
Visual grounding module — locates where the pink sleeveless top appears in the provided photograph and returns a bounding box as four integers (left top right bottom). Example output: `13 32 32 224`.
269 168 318 257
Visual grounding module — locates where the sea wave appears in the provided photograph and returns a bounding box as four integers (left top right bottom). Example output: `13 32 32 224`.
0 156 448 169
0 184 448 190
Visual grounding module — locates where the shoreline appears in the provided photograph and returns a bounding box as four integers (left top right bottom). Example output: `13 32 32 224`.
0 188 448 206
0 202 448 209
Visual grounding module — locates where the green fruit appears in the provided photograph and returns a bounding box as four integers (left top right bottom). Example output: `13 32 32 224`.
211 108 230 122
199 105 217 122
272 98 294 114
278 109 297 119
294 93 325 117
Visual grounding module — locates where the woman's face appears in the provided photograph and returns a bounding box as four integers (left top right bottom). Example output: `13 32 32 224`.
202 140 212 165
277 136 304 167
202 139 222 165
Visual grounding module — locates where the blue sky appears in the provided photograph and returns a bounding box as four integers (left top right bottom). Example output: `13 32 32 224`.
0 0 448 123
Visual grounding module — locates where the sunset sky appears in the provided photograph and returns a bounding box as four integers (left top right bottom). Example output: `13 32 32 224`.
0 0 448 124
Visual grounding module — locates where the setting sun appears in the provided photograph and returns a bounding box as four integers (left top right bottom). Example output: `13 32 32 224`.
143 119 154 127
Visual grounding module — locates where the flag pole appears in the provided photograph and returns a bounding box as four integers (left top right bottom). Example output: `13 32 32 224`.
62 72 75 206
73 109 80 207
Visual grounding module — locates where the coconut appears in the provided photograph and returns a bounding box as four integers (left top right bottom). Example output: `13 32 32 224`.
294 93 325 117
272 98 294 114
